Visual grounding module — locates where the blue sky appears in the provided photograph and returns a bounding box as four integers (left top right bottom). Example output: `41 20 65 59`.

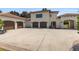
0 8 79 15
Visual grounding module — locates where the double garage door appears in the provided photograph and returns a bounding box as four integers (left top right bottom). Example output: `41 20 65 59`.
32 22 47 28
4 21 23 30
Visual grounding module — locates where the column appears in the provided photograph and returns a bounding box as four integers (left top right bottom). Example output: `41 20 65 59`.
47 22 49 28
68 21 70 29
38 22 40 28
30 22 33 28
15 21 17 29
23 22 26 28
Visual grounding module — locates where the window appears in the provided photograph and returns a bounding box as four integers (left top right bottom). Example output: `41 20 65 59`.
36 14 42 18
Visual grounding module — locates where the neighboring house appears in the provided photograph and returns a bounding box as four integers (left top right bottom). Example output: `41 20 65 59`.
26 10 79 29
0 13 26 30
59 13 78 29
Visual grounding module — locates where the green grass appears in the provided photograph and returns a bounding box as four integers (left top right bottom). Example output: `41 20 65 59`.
0 48 7 51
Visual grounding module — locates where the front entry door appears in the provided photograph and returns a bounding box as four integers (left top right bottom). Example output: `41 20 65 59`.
69 20 74 29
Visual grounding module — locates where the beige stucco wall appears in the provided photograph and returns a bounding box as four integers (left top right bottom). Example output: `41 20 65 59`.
50 13 59 28
31 12 50 28
31 12 58 28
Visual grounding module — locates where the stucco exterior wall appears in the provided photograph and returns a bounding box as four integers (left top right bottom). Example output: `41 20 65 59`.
31 12 58 28
50 13 59 28
31 12 50 28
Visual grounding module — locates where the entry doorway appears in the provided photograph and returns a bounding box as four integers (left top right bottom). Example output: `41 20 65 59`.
51 21 56 28
64 20 74 29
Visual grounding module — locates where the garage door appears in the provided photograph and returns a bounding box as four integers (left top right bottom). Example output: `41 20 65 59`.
40 22 47 28
17 22 23 28
32 22 38 28
4 21 15 30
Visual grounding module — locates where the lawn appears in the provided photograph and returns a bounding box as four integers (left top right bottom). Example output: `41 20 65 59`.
0 48 7 51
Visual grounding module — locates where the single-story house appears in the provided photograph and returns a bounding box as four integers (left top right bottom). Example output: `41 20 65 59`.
0 13 26 30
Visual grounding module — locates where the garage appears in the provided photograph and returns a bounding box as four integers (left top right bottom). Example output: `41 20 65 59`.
3 21 15 30
17 22 23 28
40 22 47 28
32 22 38 28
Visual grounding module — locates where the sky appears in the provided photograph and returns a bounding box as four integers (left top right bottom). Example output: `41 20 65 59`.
0 8 79 15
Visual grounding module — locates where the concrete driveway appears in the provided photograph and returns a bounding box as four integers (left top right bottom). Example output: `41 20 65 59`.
0 28 78 51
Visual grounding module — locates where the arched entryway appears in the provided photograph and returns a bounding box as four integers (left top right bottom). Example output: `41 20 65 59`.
64 20 74 29
3 21 15 30
17 22 23 28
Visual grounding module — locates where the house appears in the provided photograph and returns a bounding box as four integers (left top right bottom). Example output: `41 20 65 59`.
0 13 26 30
1 10 78 30
26 10 79 29
30 10 59 28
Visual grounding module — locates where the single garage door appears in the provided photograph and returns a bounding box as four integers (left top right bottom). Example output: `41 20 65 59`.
32 22 38 28
4 21 15 30
17 22 23 28
40 22 47 28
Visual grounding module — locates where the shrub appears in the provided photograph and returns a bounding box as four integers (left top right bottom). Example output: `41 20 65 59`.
0 19 4 29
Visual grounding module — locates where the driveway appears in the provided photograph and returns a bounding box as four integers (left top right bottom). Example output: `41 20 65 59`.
0 28 78 51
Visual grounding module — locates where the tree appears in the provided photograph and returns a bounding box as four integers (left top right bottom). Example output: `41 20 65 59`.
42 8 48 11
0 10 2 13
77 16 79 33
20 11 30 18
20 11 27 17
0 19 4 29
10 11 19 16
